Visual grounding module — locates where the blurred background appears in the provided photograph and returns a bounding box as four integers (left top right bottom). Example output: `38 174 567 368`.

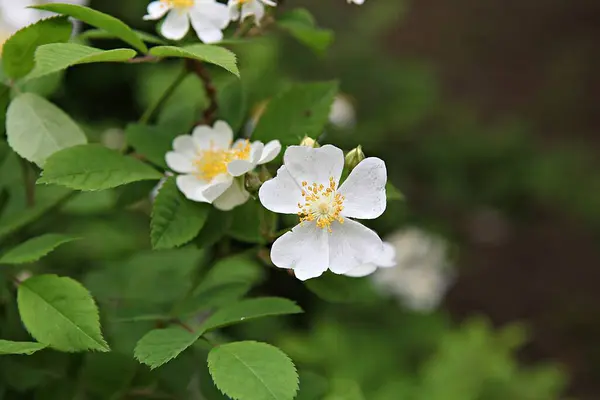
2 0 600 399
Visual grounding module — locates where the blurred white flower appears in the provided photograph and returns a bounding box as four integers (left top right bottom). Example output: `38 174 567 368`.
144 0 230 43
371 228 454 312
100 128 126 151
165 120 280 211
228 0 276 26
0 0 87 32
259 145 387 281
329 94 356 129
347 0 365 4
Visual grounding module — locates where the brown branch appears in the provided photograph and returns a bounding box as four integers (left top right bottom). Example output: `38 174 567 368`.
185 59 218 125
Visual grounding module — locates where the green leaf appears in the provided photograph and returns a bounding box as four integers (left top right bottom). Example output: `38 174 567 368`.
2 16 72 79
229 200 276 244
125 123 174 168
0 234 79 265
27 43 136 81
134 327 201 369
252 81 338 146
79 28 166 45
151 177 210 250
305 273 379 304
195 209 233 249
278 9 334 55
0 84 11 134
208 341 299 400
38 144 162 191
6 93 87 168
386 182 404 202
32 3 148 53
150 45 239 77
17 274 109 352
0 340 47 355
216 74 248 133
200 298 302 334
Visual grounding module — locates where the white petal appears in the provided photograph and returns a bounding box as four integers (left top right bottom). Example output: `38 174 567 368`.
261 0 277 6
250 141 265 164
283 145 344 187
172 135 197 158
190 17 224 43
338 157 387 219
176 174 209 203
271 223 328 281
328 218 383 275
160 9 190 40
192 121 232 150
228 1 241 20
258 166 304 214
201 174 233 202
241 0 264 24
213 179 250 211
376 242 396 268
258 140 281 164
227 160 254 177
143 1 170 20
192 0 230 29
344 263 378 278
166 152 195 173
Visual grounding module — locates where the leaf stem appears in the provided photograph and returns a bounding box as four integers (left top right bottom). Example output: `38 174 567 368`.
139 66 189 125
185 59 218 125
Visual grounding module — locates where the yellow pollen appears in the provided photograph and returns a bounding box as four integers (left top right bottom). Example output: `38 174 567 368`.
298 176 345 232
192 140 252 181
162 0 194 9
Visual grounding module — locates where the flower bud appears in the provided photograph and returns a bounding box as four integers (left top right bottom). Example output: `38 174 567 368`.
345 145 365 170
244 172 262 194
300 136 320 148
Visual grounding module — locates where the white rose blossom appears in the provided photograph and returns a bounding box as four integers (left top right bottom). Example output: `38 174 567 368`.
329 94 356 130
144 0 230 43
228 0 276 26
165 120 281 211
0 0 87 34
259 145 387 281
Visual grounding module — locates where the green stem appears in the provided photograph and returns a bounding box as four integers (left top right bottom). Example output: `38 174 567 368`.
139 66 189 125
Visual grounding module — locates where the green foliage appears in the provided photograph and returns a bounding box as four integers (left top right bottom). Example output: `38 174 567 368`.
125 123 174 168
0 340 47 355
252 81 338 145
0 234 78 264
150 45 240 77
151 177 210 249
38 144 162 190
305 273 379 304
79 28 166 45
33 3 148 53
386 182 405 201
17 274 109 352
6 93 87 167
134 327 202 369
27 43 136 80
1 16 72 79
278 9 334 55
208 341 299 400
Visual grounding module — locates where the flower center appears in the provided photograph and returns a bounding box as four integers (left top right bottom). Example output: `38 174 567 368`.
161 0 194 9
193 140 251 181
297 177 345 232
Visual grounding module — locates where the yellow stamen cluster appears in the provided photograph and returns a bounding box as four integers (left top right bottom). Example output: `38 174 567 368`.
297 177 345 232
193 140 252 181
162 0 194 9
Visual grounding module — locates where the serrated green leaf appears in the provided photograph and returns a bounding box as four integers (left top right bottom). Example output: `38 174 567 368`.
208 341 299 400
134 327 201 369
6 93 87 168
200 298 302 334
38 144 162 191
278 9 334 55
32 3 148 53
0 340 47 355
2 16 72 79
252 82 338 145
151 177 210 249
0 234 79 265
17 274 109 352
150 45 239 77
27 43 136 80
125 123 175 168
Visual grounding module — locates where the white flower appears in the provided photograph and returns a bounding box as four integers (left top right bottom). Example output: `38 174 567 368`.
344 241 396 277
347 0 365 4
165 120 281 211
259 145 387 281
144 0 230 43
329 94 356 129
371 228 454 312
0 0 88 33
228 0 276 26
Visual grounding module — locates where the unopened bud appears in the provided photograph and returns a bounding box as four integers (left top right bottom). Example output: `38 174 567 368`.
244 172 262 194
345 145 365 170
300 136 320 148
